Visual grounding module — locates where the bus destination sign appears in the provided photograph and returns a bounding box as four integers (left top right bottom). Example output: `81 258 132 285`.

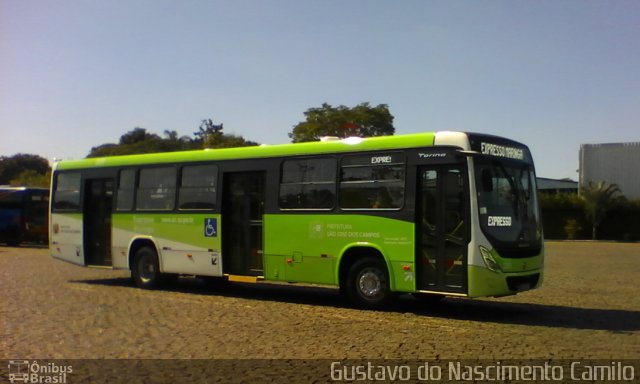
480 142 525 160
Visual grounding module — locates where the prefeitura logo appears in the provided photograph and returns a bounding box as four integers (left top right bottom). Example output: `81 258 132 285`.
7 360 72 383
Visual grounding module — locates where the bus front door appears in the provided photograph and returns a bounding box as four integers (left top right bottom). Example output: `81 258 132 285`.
416 166 468 294
83 178 114 267
221 172 265 277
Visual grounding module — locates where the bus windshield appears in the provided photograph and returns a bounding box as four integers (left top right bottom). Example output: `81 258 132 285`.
475 159 542 256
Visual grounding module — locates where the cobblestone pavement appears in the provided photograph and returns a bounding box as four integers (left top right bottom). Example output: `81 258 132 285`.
1 242 639 381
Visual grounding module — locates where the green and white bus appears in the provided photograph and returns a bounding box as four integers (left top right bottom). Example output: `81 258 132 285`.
50 131 543 308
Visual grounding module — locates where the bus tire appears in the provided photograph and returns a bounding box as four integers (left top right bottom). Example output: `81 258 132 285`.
346 257 392 309
131 246 161 289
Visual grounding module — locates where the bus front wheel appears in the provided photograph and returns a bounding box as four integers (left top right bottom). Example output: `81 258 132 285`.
131 246 161 289
345 257 392 309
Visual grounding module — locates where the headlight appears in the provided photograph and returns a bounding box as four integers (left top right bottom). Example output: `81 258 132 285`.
479 246 501 273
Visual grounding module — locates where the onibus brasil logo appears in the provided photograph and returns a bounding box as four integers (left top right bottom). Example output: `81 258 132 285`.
8 360 72 383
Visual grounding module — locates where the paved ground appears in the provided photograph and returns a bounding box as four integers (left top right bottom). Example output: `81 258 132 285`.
1 242 639 382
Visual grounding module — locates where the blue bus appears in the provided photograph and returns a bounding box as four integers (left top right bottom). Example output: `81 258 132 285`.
0 187 49 246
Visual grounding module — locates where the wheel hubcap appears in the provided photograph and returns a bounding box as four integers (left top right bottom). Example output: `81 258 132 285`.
358 270 382 298
139 255 155 283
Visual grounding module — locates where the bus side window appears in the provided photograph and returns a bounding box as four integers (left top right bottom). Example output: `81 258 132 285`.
136 167 176 211
279 158 336 210
339 153 405 210
178 165 218 210
53 172 81 211
116 169 136 211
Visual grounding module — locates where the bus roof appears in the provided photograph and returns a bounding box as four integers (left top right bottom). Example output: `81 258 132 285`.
55 132 440 170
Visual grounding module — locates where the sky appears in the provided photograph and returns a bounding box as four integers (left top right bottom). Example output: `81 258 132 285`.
1 0 638 180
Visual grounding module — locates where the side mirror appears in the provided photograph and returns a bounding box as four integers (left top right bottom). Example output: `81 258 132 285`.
481 169 493 192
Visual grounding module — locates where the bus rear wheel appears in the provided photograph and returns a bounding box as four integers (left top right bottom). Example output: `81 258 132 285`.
131 246 161 289
345 257 392 309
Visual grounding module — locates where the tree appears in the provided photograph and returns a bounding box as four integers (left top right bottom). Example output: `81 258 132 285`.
580 181 625 240
87 122 259 157
162 130 193 147
0 154 50 185
289 102 395 143
204 133 258 149
194 119 224 143
119 127 160 145
10 169 51 188
196 118 258 149
88 127 199 157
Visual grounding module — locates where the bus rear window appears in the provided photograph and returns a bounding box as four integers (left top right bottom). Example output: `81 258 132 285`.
53 172 81 211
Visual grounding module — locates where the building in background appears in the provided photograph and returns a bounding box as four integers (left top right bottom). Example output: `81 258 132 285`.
537 177 578 195
579 142 640 200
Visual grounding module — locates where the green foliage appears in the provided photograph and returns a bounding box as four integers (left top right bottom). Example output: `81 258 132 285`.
289 102 395 143
119 127 158 145
0 154 50 186
87 123 258 158
540 191 584 209
540 189 640 241
597 198 640 241
563 219 582 240
88 128 200 157
194 119 224 142
9 169 51 188
580 181 625 240
540 192 588 239
203 133 258 149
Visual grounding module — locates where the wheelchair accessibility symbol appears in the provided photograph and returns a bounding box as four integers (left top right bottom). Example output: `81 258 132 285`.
204 218 217 237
